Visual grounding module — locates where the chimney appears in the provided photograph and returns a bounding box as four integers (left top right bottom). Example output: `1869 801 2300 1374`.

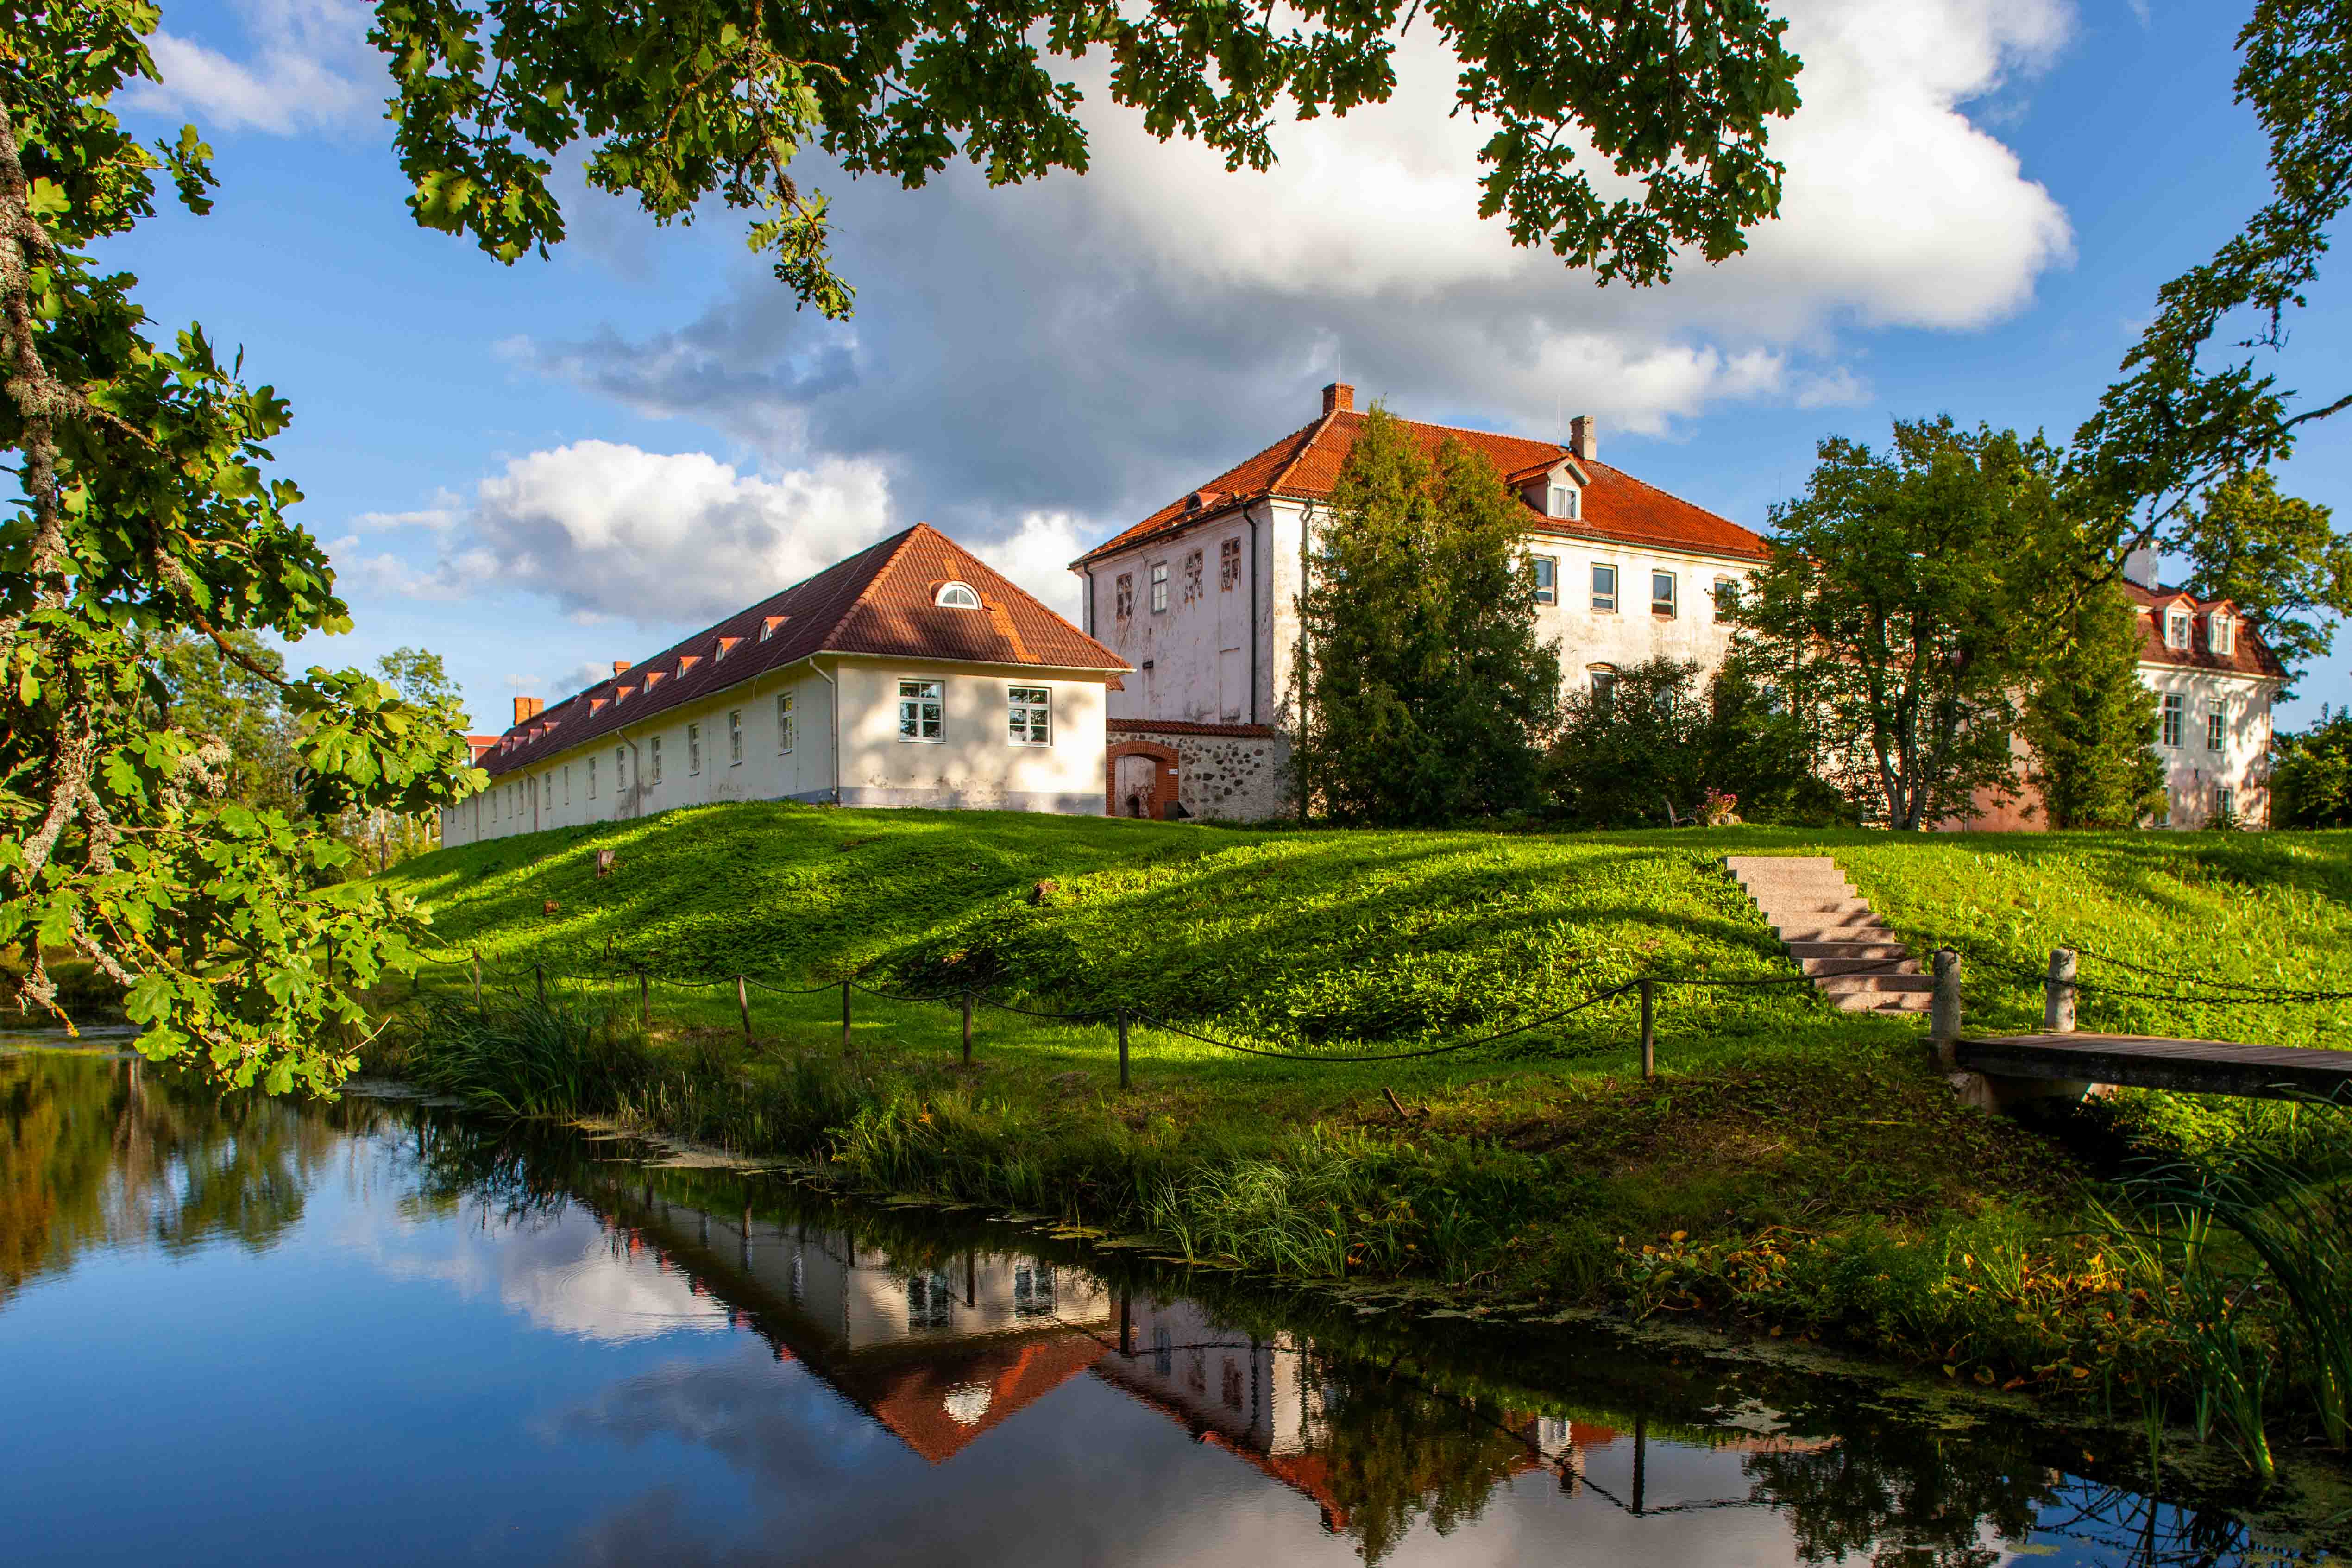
1569 414 1598 464
2121 542 2159 590
1322 382 1355 416
612 660 632 676
511 695 543 726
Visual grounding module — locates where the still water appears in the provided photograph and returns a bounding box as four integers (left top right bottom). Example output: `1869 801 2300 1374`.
0 1044 2324 1567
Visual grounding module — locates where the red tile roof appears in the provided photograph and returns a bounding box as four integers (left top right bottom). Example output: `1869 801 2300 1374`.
1071 409 1767 569
2124 582 2287 680
482 523 1125 779
1106 718 1277 738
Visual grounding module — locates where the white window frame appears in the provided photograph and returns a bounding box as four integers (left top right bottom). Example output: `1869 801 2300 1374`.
1591 563 1618 614
1548 484 1578 520
2165 608 2190 649
2210 613 2235 656
1149 561 1169 614
1651 570 1678 617
2162 692 2185 748
563 765 571 806
1712 578 1738 620
2217 785 2236 820
615 746 626 788
587 757 596 799
776 691 795 754
728 709 743 764
2207 705 2227 751
1531 554 1558 606
1007 684 1051 746
899 679 945 742
935 581 981 609
688 722 702 775
1588 664 1618 704
650 734 664 783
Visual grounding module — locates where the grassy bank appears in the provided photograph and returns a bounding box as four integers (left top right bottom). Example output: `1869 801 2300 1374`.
371 807 2352 1464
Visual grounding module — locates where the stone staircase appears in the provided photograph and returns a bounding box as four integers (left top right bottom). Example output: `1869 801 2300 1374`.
1723 856 1933 1014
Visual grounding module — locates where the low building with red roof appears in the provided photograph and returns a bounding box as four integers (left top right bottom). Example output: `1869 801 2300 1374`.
1069 384 1768 820
444 523 1130 844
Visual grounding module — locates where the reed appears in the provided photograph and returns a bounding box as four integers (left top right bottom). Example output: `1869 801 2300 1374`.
406 995 648 1117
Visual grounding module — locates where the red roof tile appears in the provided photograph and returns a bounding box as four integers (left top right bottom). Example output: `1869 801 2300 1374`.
2124 582 2287 680
482 523 1125 779
1071 409 1767 569
1107 718 1277 738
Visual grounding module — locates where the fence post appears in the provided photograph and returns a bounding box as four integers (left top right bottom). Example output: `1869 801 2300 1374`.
1118 1007 1131 1091
2044 947 2078 1034
1931 949 1963 1070
535 964 546 1007
962 989 974 1066
639 968 649 1033
842 978 853 1053
471 950 482 1012
1638 978 1656 1080
738 976 753 1051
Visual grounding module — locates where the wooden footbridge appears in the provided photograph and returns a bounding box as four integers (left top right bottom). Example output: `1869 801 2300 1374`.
1725 857 2350 1108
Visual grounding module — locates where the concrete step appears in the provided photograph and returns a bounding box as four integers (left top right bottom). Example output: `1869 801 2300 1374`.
1816 972 1934 995
1774 919 1893 943
1786 940 1911 962
1723 854 1931 1015
1831 989 1933 1013
1800 955 1923 978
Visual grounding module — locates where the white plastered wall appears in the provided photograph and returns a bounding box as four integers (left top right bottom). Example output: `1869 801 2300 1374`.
2142 664 2279 827
832 657 1108 813
1086 503 1279 726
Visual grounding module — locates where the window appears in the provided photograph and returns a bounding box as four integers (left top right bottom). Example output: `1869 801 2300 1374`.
1548 484 1578 520
2207 705 2227 751
1114 573 1134 620
615 747 627 790
2210 612 2235 655
776 692 795 754
2217 785 2237 821
1651 570 1678 617
2165 608 2190 649
1183 548 1203 603
687 722 702 774
1008 685 1050 746
650 734 664 783
1591 563 1618 613
1220 537 1241 591
563 765 570 806
1149 561 1169 613
1713 578 1739 619
899 679 944 742
542 776 551 810
587 756 597 799
935 581 981 609
1588 664 1618 705
2162 692 2184 748
1530 555 1558 605
728 709 743 764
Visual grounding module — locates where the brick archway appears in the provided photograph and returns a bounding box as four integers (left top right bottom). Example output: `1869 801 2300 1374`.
1106 740 1179 819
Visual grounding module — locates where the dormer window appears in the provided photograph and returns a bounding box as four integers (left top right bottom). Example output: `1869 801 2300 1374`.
2164 608 2190 650
1548 484 1579 521
2208 612 2235 656
935 581 981 609
715 636 740 662
760 615 786 642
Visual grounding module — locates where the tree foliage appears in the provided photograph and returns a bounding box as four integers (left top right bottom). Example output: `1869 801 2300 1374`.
2176 467 2349 686
1541 656 1843 828
1735 419 2067 830
1294 409 1559 825
0 3 481 1090
369 0 1806 319
2070 0 2352 560
2272 707 2352 828
2019 582 2166 830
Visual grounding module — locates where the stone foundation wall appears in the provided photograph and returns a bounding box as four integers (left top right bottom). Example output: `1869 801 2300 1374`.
1107 722 1290 821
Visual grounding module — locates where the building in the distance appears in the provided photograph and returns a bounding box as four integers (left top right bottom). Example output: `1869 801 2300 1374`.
1069 384 1770 819
445 523 1129 844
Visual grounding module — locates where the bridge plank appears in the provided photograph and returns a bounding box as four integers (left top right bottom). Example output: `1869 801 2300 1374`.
1955 1033 2352 1102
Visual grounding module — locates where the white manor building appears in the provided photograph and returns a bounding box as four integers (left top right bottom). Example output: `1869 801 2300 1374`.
1069 383 1770 819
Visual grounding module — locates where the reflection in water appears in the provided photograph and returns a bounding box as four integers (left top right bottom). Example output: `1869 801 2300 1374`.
0 1047 2330 1568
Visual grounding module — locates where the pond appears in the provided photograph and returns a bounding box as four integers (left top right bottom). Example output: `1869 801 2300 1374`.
0 1043 2330 1566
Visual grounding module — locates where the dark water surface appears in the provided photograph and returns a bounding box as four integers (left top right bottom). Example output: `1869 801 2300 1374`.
0 1044 2329 1567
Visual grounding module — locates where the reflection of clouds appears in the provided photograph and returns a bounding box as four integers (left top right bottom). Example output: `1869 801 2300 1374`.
336 1202 729 1344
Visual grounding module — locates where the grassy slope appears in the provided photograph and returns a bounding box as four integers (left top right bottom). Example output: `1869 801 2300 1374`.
374 807 2352 1399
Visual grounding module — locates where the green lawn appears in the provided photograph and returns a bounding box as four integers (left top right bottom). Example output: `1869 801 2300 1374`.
369 807 2352 1418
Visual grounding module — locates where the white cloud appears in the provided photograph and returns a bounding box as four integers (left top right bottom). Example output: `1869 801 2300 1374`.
352 489 464 533
130 0 379 135
377 441 898 626
968 512 1090 617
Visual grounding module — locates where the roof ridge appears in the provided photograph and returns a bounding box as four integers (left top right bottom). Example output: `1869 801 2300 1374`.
812 523 927 649
1265 410 1341 499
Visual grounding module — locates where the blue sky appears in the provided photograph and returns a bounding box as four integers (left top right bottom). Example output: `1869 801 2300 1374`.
107 0 2349 733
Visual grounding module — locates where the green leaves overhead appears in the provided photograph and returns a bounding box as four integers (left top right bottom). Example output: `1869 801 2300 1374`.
369 0 1805 319
2 0 482 1088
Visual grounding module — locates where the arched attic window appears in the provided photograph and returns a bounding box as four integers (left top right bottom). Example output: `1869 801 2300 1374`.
935 581 981 609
